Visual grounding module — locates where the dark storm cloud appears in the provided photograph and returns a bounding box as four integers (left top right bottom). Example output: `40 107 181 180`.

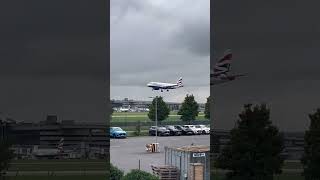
111 0 146 24
212 0 320 131
0 77 107 122
173 20 210 56
0 0 106 80
213 0 320 80
0 1 107 122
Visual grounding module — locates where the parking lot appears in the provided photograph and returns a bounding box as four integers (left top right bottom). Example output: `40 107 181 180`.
110 135 209 173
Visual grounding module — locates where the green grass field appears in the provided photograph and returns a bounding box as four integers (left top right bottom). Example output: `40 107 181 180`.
4 175 106 180
111 111 207 122
212 160 305 180
125 130 149 136
112 111 181 116
212 173 304 180
5 160 306 180
4 160 107 180
8 160 106 172
5 174 304 180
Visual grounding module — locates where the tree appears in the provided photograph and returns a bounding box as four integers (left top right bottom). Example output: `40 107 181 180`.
204 96 211 120
0 142 13 176
301 109 320 180
214 104 284 180
178 94 199 124
0 122 14 177
110 163 124 180
148 96 170 123
121 169 159 180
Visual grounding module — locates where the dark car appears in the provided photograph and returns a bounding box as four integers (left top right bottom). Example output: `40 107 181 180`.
165 125 182 136
174 125 194 135
149 126 170 136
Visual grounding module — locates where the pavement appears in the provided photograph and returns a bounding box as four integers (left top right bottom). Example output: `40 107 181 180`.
110 135 210 173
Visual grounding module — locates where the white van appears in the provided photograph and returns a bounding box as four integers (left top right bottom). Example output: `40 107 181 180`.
195 125 210 134
183 125 201 135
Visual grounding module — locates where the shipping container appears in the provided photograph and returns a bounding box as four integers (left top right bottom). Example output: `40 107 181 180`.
164 145 210 180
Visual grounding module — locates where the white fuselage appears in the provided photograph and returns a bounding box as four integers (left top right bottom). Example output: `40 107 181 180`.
147 82 179 90
147 77 183 91
32 149 60 157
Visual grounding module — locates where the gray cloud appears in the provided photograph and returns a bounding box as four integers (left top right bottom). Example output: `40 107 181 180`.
111 0 210 103
0 0 107 122
212 0 320 131
172 20 210 56
0 1 106 80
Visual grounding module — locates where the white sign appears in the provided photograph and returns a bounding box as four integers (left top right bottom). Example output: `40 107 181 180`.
193 153 206 157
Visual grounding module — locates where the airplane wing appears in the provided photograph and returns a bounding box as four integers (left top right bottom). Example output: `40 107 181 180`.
161 84 178 89
234 73 248 77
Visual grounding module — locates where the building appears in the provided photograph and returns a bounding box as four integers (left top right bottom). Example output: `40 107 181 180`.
111 98 205 112
4 115 108 159
212 130 305 160
165 145 210 180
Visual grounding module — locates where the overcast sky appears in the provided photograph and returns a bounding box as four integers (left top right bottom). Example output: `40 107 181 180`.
0 1 107 122
212 0 320 131
110 0 210 103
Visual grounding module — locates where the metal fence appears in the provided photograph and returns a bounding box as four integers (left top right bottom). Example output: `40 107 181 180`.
111 120 210 127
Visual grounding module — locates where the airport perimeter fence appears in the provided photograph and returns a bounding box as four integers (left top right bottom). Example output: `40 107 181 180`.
111 120 210 128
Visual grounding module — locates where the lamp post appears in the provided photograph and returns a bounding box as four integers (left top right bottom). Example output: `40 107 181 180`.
149 96 158 144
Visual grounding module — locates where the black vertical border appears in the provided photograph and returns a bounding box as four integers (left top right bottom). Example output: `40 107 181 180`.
210 0 214 179
106 0 111 175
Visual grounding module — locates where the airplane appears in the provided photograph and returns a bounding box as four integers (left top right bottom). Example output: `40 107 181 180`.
210 49 246 85
32 138 64 159
147 77 183 92
118 107 131 112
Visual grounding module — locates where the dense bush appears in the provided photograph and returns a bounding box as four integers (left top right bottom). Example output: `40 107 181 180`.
110 163 124 180
121 169 159 180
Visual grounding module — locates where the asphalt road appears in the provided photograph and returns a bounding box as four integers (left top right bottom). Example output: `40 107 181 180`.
110 135 210 173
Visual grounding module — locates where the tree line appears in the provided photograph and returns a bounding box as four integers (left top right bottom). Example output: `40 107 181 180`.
147 94 211 123
110 95 211 123
213 103 320 180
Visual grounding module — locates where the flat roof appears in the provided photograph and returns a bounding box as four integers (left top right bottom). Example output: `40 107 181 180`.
171 145 209 152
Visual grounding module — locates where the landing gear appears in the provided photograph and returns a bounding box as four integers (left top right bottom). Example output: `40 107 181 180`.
161 89 163 92
167 89 169 92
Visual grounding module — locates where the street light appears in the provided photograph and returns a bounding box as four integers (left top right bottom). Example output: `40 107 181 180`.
149 96 158 144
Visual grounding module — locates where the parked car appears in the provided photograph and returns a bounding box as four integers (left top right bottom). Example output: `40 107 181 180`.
195 125 210 134
183 125 201 135
110 127 127 138
149 126 170 136
165 125 182 136
174 125 194 135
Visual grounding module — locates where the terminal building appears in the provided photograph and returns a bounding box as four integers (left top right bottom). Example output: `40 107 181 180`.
212 130 305 160
111 98 205 112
